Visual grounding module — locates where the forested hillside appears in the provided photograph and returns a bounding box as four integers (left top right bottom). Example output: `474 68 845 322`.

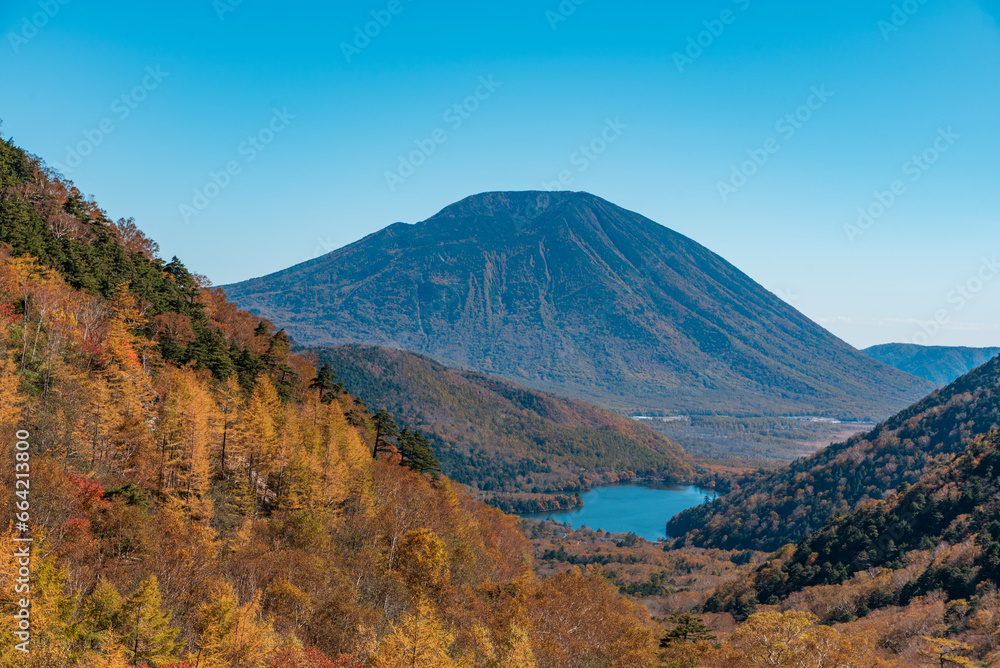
668 355 1000 552
0 137 660 668
750 429 1000 607
312 344 689 503
689 428 1000 665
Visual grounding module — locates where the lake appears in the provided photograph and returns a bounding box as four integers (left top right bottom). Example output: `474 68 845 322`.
521 484 717 541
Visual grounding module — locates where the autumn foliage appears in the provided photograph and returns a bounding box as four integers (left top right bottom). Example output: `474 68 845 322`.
0 136 662 667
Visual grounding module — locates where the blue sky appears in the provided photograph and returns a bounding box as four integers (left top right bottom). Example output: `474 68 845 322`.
1 0 998 348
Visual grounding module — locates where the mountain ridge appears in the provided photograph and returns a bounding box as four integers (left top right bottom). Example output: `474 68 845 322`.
310 343 691 498
864 342 1000 385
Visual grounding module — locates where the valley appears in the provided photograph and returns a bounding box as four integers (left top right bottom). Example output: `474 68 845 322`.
641 414 875 462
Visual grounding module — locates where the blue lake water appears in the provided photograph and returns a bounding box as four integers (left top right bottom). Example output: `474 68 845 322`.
521 484 717 541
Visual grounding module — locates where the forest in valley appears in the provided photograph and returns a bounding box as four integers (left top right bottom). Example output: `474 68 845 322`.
310 344 689 501
6 130 1000 667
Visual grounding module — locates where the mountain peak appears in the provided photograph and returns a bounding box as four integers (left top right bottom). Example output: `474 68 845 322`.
429 190 594 222
223 193 934 418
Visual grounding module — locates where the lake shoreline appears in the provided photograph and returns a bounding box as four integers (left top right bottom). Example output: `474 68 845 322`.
517 483 718 542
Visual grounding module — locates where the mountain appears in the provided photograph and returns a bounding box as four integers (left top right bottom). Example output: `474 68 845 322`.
668 354 1000 552
311 344 690 499
223 191 933 419
864 342 1000 385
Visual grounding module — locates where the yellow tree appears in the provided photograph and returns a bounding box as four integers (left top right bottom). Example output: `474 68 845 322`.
373 598 467 668
263 577 314 638
94 286 158 480
80 374 113 465
215 375 243 478
919 637 978 667
727 611 818 667
103 362 156 481
272 409 302 510
495 623 536 668
155 368 185 494
395 528 450 594
192 582 280 668
724 610 880 668
121 575 180 667
103 287 148 372
0 530 75 667
466 623 536 668
73 578 126 657
795 625 876 668
238 375 283 515
528 567 656 668
322 398 371 502
157 368 218 519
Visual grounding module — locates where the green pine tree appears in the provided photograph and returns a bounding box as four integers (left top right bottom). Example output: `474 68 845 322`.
73 578 124 653
121 575 180 667
659 612 716 648
371 409 399 459
309 363 344 404
398 428 442 476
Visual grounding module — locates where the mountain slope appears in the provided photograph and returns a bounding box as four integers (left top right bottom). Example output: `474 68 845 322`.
864 342 1000 385
313 344 690 496
748 429 1000 610
668 354 1000 552
224 191 933 419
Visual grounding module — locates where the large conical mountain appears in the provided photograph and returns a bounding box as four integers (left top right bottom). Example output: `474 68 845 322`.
223 191 932 418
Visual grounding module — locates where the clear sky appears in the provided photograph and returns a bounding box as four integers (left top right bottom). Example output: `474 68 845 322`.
1 0 998 348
